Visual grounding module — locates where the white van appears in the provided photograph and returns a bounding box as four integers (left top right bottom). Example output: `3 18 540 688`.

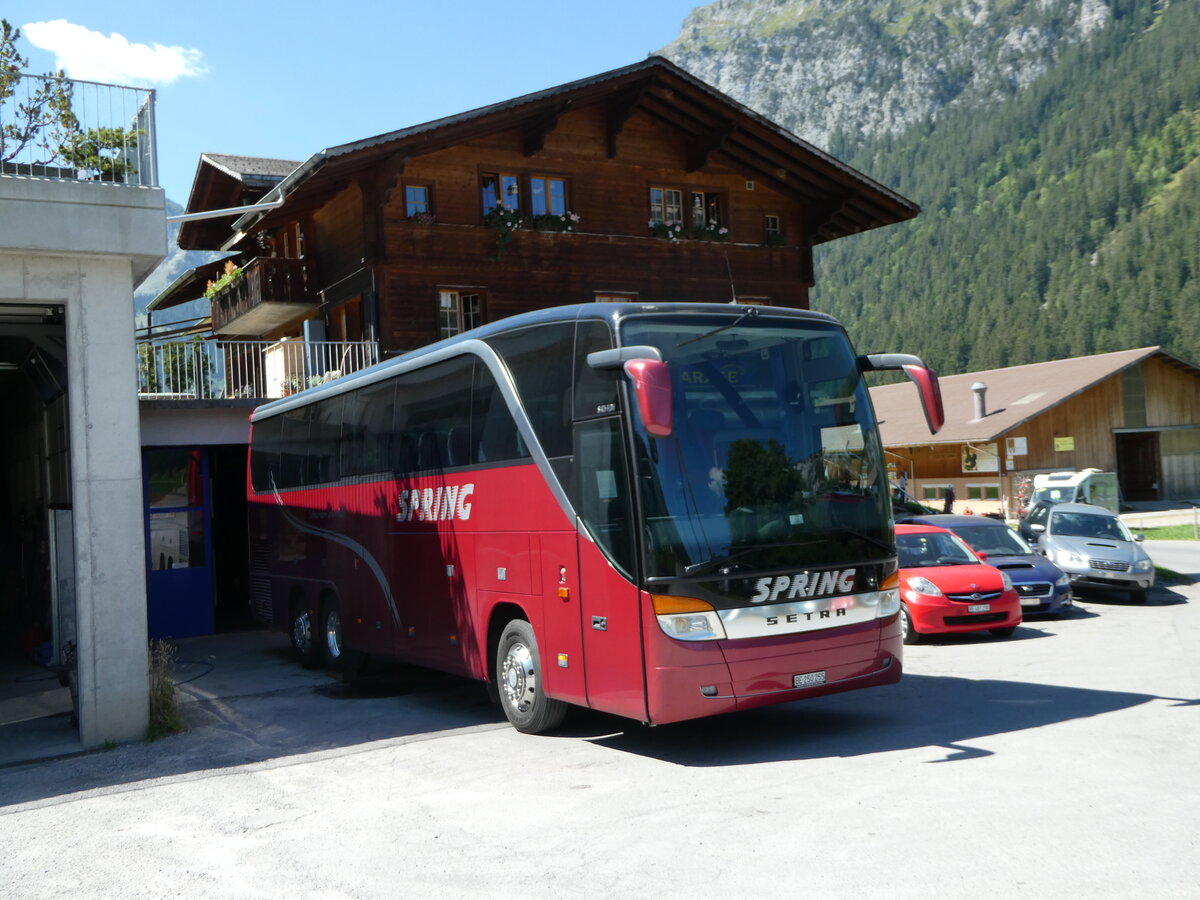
1031 469 1120 514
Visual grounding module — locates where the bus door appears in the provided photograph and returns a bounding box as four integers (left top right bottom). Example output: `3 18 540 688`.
574 418 648 721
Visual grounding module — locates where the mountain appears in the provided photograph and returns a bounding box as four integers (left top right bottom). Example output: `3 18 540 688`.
661 0 1200 374
133 197 223 328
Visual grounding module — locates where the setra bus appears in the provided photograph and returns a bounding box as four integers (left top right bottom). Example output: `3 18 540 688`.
246 303 943 733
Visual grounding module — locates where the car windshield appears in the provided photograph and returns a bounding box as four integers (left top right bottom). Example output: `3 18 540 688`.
1049 511 1131 541
896 531 978 567
620 312 890 578
950 523 1034 556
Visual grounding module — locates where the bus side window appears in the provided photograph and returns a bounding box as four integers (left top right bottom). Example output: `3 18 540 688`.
341 380 395 477
308 395 343 484
250 415 283 491
574 319 618 419
279 407 311 489
473 361 530 464
574 418 634 578
488 323 575 458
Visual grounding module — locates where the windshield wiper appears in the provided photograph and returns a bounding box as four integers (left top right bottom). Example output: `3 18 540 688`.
676 306 759 348
682 540 808 576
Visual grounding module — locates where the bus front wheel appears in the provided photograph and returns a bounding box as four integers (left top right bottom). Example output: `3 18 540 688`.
496 619 567 734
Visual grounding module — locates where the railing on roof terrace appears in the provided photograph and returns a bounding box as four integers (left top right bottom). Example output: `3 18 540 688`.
0 73 157 186
137 339 379 401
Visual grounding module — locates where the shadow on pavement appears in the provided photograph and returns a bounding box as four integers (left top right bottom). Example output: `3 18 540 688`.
582 674 1199 766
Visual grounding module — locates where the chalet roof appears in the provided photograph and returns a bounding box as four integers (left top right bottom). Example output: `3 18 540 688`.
868 347 1200 447
228 56 918 246
146 257 235 312
179 153 301 250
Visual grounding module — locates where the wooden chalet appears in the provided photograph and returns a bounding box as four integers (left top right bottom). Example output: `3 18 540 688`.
158 56 918 354
870 347 1200 515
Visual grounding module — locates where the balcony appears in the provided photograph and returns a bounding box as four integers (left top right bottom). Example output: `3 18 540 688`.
136 339 379 401
0 74 157 186
209 257 317 336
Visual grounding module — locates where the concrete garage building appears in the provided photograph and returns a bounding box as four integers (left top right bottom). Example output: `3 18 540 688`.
870 346 1200 517
0 80 166 748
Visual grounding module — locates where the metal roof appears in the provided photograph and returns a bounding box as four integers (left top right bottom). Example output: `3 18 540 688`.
869 346 1200 447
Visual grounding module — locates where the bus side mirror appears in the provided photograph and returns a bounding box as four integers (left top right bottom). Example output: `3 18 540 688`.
858 353 945 434
623 359 673 437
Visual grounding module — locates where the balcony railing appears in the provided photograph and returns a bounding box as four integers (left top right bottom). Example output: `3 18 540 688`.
210 257 316 335
136 339 379 401
0 74 157 187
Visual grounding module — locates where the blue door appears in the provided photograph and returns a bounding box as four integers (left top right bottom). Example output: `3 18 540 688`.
144 448 214 639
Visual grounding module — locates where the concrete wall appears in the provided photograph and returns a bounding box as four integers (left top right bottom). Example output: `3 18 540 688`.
0 176 166 747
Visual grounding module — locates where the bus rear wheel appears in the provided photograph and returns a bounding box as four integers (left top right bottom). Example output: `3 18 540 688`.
322 597 345 671
496 619 567 734
289 603 321 669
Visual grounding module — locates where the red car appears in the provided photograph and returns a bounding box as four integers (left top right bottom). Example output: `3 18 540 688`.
895 523 1022 644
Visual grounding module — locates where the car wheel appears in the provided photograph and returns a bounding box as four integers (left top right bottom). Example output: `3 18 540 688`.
321 597 345 670
989 626 1017 638
289 602 321 669
901 604 922 645
495 619 567 734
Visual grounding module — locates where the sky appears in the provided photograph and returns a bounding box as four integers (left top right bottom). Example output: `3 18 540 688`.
7 1 705 204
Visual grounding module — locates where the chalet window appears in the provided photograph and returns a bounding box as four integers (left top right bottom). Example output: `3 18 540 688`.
438 290 483 339
593 292 638 303
481 173 521 214
764 214 784 246
530 176 567 216
405 184 433 218
649 187 684 225
922 484 952 501
967 484 1000 501
691 191 723 228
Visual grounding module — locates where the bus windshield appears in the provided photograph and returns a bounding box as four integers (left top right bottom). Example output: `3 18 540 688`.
621 313 890 579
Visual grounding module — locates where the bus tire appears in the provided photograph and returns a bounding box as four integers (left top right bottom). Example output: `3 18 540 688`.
289 601 321 669
496 619 567 734
321 596 346 671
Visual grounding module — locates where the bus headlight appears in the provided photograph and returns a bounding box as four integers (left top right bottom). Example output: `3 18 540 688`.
876 572 900 617
651 594 727 641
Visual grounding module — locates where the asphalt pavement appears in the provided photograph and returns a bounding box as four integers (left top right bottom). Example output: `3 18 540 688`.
1 578 1198 898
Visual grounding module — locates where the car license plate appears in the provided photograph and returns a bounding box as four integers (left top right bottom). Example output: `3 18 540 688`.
794 671 826 688
968 603 991 613
1020 598 1041 607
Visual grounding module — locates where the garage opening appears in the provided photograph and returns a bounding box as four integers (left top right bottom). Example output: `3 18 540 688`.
0 302 76 732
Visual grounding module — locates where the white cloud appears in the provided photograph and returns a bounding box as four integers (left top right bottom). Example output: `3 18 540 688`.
21 20 205 86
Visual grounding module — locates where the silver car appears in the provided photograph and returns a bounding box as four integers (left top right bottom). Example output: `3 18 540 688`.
1031 502 1155 602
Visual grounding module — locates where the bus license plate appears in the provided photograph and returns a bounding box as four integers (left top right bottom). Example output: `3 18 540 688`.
968 603 991 613
794 671 826 688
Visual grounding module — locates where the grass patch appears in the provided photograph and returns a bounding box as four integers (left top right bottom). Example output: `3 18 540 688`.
147 639 185 740
1136 524 1200 541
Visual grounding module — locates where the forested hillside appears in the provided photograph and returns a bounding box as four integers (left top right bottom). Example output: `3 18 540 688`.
664 0 1200 374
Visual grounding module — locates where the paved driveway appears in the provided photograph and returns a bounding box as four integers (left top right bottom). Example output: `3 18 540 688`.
2 583 1198 898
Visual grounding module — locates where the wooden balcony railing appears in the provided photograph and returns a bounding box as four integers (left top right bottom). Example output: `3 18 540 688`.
210 257 316 335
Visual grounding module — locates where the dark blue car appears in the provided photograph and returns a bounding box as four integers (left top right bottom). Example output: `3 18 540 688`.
900 514 1072 614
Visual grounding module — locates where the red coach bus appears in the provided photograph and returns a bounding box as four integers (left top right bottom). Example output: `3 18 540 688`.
247 303 943 733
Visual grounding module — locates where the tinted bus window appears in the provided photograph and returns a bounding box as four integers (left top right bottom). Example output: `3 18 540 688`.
250 415 283 492
473 360 529 464
489 323 575 458
308 395 343 485
279 407 311 489
395 355 474 473
341 379 396 477
574 319 618 420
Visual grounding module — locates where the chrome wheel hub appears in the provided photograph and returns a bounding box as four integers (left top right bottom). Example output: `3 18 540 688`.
325 609 342 660
292 611 312 653
501 641 536 712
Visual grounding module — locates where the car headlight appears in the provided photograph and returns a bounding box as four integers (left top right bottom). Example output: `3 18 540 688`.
1055 549 1084 566
905 575 943 597
1134 559 1153 573
1056 574 1070 587
651 594 727 641
999 571 1013 591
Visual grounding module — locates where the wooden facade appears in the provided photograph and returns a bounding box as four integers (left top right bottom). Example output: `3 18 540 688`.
880 353 1200 515
169 58 916 353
